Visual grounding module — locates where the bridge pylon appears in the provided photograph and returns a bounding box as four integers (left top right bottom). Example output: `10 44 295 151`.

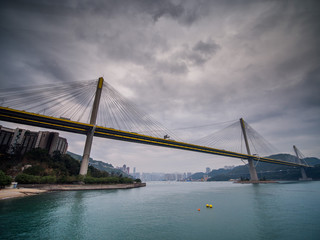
240 118 259 181
79 77 104 175
293 145 312 181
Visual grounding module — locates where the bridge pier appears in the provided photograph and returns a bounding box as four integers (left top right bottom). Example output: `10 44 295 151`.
79 126 95 175
79 77 104 176
240 118 259 181
293 145 312 181
299 167 311 181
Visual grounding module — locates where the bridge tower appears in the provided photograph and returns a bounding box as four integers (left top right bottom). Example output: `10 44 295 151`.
293 145 312 181
79 77 104 175
240 118 259 181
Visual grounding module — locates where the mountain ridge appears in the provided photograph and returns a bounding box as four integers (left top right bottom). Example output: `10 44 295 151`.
67 151 130 177
189 154 320 181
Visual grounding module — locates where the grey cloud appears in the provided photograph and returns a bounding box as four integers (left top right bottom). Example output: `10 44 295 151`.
27 57 74 82
0 0 212 78
189 39 221 66
156 61 189 75
288 67 320 108
1 0 320 171
169 39 221 69
193 40 220 55
75 0 201 26
250 2 288 37
150 39 220 75
149 1 184 22
0 25 77 85
139 0 203 25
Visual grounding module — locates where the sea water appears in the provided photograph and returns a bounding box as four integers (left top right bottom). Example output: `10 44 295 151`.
0 181 319 240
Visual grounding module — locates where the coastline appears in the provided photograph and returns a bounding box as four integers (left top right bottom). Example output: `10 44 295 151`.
0 188 48 200
0 182 146 200
233 180 278 184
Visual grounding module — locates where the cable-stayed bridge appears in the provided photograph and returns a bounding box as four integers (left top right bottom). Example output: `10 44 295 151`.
0 78 311 181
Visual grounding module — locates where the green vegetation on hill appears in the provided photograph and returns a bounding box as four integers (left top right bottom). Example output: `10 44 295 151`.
0 149 135 184
0 170 12 188
67 151 128 177
189 154 320 181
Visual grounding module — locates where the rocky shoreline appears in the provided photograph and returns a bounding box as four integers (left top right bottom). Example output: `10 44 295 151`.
0 182 146 200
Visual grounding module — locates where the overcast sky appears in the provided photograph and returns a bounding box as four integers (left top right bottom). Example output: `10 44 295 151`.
0 0 319 173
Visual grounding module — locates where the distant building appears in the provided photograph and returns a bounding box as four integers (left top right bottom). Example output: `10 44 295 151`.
134 172 140 179
116 164 131 175
140 172 194 182
206 167 211 174
20 130 39 155
35 131 68 155
165 173 176 181
176 173 184 181
141 172 165 181
7 128 27 154
0 126 15 153
131 167 141 179
0 125 68 155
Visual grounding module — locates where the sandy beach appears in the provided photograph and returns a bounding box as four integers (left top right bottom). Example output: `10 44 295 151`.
0 188 48 200
0 183 146 200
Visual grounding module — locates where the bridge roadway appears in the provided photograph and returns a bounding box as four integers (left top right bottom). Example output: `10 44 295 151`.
0 107 309 168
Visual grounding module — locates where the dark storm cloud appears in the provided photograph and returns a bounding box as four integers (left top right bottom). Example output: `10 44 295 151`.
193 40 220 55
148 39 221 76
0 0 210 82
28 57 74 82
282 66 320 109
190 39 220 66
148 0 184 22
0 0 82 85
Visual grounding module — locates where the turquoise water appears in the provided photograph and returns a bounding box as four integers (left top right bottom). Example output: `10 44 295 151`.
1 181 319 240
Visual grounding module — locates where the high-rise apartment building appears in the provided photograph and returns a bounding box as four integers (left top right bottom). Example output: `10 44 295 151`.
35 131 68 155
0 125 68 155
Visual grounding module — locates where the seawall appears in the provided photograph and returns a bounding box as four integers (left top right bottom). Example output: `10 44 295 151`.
17 182 146 191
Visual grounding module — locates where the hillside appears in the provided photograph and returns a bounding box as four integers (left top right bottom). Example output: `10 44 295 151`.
0 149 135 184
67 151 129 177
189 154 320 181
267 154 320 167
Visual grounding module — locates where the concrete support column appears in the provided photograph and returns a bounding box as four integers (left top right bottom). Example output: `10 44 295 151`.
300 167 308 180
79 77 104 176
79 127 95 175
240 118 259 181
293 145 312 181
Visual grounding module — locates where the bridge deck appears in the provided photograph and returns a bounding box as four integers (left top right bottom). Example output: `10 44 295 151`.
0 107 310 168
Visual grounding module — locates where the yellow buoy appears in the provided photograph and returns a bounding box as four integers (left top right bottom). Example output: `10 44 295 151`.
209 204 213 208
206 204 209 207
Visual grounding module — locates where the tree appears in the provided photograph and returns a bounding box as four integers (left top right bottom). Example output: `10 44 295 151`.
0 170 12 188
87 166 109 178
23 165 45 176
